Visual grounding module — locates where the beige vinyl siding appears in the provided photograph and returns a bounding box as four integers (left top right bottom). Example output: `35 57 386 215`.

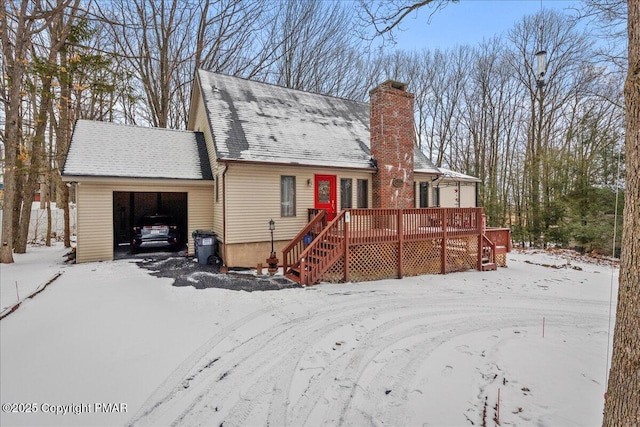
76 183 114 263
437 181 477 208
225 163 373 245
73 178 214 263
438 182 458 207
188 84 218 171
185 185 216 249
459 183 477 207
187 83 224 240
213 170 224 241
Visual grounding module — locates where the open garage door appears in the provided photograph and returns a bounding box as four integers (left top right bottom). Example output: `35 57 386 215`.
113 191 187 255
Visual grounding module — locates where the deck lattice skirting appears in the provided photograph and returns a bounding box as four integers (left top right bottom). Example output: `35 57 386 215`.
283 208 511 286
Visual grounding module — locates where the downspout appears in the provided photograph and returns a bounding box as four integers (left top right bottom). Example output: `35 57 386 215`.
431 175 442 207
221 161 229 268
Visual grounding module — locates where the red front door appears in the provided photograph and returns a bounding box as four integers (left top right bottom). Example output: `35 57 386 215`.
315 175 337 220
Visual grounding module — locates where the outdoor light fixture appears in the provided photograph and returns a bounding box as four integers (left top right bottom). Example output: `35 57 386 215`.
267 219 278 275
535 50 547 88
268 219 275 253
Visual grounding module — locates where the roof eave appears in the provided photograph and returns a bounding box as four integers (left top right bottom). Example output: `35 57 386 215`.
216 157 376 172
61 174 215 184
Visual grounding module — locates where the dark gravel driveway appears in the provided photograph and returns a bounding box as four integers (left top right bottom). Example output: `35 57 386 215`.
136 255 300 292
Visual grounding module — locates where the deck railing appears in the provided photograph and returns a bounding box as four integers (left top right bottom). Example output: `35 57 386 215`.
343 208 482 241
286 207 512 285
484 227 512 252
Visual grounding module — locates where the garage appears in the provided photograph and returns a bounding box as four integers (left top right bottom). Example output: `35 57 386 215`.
113 191 188 254
62 120 214 263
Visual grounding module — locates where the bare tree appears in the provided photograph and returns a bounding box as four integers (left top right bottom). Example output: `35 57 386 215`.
358 0 454 42
506 9 594 245
270 0 361 97
457 39 526 226
1 0 73 263
98 0 197 128
13 0 83 253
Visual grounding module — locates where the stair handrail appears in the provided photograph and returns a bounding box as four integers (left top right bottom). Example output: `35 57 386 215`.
282 209 326 274
298 210 346 285
481 233 497 264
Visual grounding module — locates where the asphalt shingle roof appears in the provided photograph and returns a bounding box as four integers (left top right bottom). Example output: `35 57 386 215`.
197 70 440 174
63 120 213 180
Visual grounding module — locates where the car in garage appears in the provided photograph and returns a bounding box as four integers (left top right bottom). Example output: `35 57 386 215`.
131 213 181 253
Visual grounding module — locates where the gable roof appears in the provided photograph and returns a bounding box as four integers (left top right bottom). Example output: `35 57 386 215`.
196 70 440 174
62 120 213 180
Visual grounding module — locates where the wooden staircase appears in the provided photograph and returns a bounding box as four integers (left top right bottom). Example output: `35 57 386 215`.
285 242 333 281
480 233 497 271
479 232 511 271
283 210 346 286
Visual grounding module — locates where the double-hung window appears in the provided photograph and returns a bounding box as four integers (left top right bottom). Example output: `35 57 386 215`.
357 179 368 208
281 176 296 216
433 186 440 207
340 178 352 209
419 182 429 208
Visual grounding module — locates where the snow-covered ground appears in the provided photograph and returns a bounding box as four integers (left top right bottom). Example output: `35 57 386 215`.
0 245 618 427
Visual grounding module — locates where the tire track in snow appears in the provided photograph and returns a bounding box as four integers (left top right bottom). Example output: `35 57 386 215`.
127 305 278 426
129 286 611 427
350 307 606 426
171 298 431 426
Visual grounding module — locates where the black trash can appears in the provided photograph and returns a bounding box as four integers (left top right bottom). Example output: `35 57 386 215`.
192 230 219 265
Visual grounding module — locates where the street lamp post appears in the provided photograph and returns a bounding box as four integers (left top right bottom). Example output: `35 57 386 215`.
533 49 548 245
535 50 547 88
267 219 278 275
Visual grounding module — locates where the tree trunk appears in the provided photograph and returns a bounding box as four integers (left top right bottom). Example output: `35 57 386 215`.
602 1 640 425
56 48 73 248
15 76 52 253
46 199 52 247
0 0 30 263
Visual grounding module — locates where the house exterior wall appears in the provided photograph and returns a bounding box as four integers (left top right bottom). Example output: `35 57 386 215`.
460 183 477 207
414 174 437 207
370 80 415 209
73 178 214 263
437 181 477 208
222 162 373 267
188 80 225 241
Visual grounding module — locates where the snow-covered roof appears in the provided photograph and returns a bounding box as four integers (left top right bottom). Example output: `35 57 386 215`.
197 70 440 174
437 167 481 183
63 120 213 180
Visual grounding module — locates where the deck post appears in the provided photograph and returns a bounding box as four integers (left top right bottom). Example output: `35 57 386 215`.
441 209 448 274
302 257 308 285
477 208 483 271
397 209 404 279
344 213 350 283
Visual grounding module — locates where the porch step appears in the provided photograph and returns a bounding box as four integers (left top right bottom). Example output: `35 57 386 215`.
285 267 302 283
481 262 497 271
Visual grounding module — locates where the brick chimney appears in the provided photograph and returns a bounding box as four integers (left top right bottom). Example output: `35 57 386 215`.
370 80 415 209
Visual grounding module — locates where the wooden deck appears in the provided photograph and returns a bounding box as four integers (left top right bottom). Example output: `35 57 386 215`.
283 208 511 286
